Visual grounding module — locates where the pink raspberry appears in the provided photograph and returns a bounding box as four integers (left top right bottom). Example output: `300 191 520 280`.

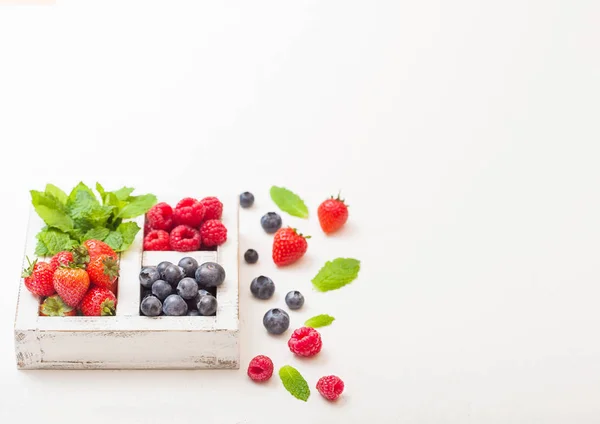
288 327 322 357
316 375 344 401
170 225 201 252
199 197 223 221
247 355 274 382
143 230 170 251
173 198 205 227
200 219 227 247
146 202 174 231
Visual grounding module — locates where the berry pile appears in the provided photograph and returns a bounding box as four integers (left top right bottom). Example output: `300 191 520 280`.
139 257 224 316
144 197 227 252
22 239 119 316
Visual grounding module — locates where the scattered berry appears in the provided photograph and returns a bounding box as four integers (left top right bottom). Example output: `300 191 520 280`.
260 212 282 234
199 196 223 220
239 192 255 208
144 229 170 251
157 261 173 279
247 355 274 382
83 239 118 260
272 227 309 266
79 286 117 316
146 202 174 232
177 277 199 300
53 266 90 308
285 291 304 310
178 257 198 278
199 219 227 247
170 225 201 252
87 254 119 290
187 310 200 316
162 294 188 316
140 295 162 316
250 276 275 300
197 294 218 316
288 327 322 357
316 375 344 401
163 263 185 286
139 266 161 289
173 197 205 227
195 262 226 287
151 280 172 301
318 194 349 234
263 308 290 335
22 258 55 297
244 249 259 264
39 295 77 317
49 251 74 272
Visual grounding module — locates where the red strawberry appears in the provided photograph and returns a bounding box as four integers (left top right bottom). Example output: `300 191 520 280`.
22 257 55 297
49 251 74 272
87 254 119 290
272 227 310 266
53 265 90 308
83 239 117 261
39 295 77 317
79 286 117 316
317 194 349 234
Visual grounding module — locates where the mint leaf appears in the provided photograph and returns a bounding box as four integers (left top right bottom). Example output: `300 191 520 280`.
36 229 77 256
68 189 112 231
279 366 310 401
117 221 140 251
103 231 124 251
270 186 309 219
305 314 335 328
312 258 361 292
83 227 110 242
95 182 107 204
113 187 135 201
117 194 157 219
30 190 74 232
35 239 51 256
45 184 68 205
68 182 96 205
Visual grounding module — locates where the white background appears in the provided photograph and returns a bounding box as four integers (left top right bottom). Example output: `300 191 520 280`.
1 1 600 423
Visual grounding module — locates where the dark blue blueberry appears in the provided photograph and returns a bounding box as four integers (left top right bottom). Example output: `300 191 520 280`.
187 310 200 316
151 280 172 301
139 266 160 289
177 277 199 300
140 295 162 317
263 308 290 334
250 275 275 300
162 294 188 316
244 249 259 264
178 257 198 278
239 192 255 208
157 261 173 279
197 295 218 316
163 264 185 286
195 262 226 288
285 291 304 310
261 212 282 234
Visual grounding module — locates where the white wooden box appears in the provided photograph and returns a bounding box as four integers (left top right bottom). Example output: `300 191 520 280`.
14 194 240 370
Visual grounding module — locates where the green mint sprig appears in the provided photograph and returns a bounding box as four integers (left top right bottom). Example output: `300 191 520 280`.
312 257 361 292
279 365 310 401
269 186 309 219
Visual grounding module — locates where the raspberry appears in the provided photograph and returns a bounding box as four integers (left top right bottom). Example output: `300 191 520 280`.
199 196 223 221
144 220 151 236
288 327 322 357
316 375 344 401
146 202 174 231
200 219 227 247
144 230 170 251
247 355 274 382
170 225 201 251
173 198 205 227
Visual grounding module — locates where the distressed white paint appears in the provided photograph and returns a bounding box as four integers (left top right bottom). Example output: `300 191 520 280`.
14 194 239 370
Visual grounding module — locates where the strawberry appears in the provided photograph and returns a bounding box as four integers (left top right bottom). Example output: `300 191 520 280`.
83 239 118 261
272 227 310 266
79 286 117 316
39 295 77 317
87 254 119 290
317 193 349 234
49 251 74 272
53 265 90 308
22 257 55 297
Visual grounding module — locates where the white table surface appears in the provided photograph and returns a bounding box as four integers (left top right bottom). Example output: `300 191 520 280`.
1 1 599 423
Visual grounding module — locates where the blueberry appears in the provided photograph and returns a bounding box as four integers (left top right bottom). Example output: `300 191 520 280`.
157 261 173 279
195 262 226 288
244 249 259 264
198 289 211 297
250 275 275 300
239 192 255 208
139 267 161 289
261 212 282 234
162 294 188 316
151 280 172 301
140 295 162 317
187 310 200 316
178 257 198 278
263 308 290 334
197 295 218 316
177 277 199 300
285 291 304 310
163 264 185 286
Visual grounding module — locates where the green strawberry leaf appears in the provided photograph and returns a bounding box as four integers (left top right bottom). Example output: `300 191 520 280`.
103 231 124 251
312 258 361 292
30 190 74 232
279 365 310 401
305 314 336 328
36 229 78 256
117 194 157 219
269 186 309 219
44 184 68 205
117 221 140 251
83 227 111 242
